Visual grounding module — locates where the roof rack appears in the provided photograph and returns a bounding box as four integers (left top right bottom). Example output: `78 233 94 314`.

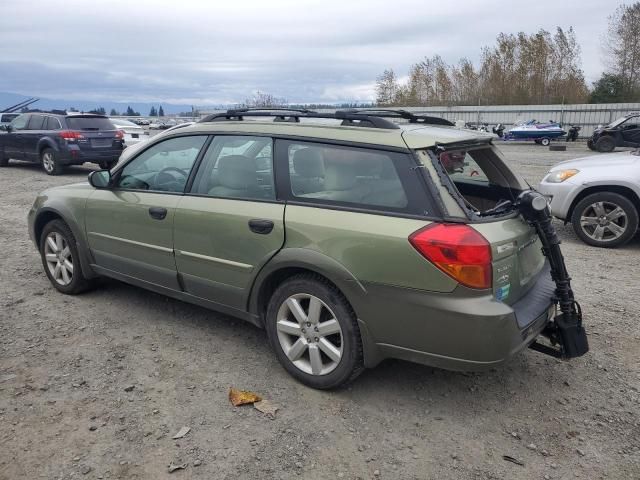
199 107 454 130
200 107 401 129
342 108 455 126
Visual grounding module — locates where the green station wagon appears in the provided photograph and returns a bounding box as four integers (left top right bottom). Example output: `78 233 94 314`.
28 109 587 389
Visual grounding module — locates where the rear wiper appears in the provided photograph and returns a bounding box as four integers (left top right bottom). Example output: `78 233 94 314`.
479 199 515 216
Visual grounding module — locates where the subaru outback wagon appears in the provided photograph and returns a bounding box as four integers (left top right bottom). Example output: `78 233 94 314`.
28 109 587 389
0 112 123 174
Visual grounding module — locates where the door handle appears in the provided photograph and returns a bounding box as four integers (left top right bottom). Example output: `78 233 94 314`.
248 219 274 234
148 207 168 220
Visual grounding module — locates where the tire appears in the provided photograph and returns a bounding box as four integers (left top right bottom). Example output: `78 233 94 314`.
540 137 551 146
587 140 595 151
98 160 116 170
41 148 63 175
595 136 616 153
570 192 638 248
265 274 364 389
0 148 7 167
39 219 94 294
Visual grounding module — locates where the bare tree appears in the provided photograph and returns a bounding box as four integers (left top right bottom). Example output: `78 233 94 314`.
375 69 400 106
243 91 288 108
603 2 640 99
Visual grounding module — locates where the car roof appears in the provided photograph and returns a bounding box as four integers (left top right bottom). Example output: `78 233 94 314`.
169 120 487 149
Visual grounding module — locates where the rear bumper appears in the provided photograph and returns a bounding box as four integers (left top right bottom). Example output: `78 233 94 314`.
357 263 556 370
57 146 122 165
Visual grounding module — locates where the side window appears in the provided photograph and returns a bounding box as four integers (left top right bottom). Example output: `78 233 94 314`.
45 117 61 130
191 136 275 200
117 136 207 192
286 142 408 209
27 115 45 130
9 115 29 130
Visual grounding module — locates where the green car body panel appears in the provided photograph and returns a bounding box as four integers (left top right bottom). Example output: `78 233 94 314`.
28 118 554 374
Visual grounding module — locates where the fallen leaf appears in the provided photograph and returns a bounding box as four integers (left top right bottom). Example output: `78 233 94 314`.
229 388 262 406
168 463 187 473
172 426 190 439
502 455 524 466
254 400 279 418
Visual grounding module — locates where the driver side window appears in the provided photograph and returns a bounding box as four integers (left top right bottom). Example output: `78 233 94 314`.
117 136 207 192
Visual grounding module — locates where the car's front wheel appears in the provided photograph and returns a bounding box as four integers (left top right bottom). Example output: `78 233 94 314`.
265 274 364 389
40 220 94 294
41 148 63 175
595 136 616 153
571 192 638 248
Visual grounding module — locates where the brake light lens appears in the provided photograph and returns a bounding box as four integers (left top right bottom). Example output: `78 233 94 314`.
409 224 492 289
58 130 85 140
115 129 125 140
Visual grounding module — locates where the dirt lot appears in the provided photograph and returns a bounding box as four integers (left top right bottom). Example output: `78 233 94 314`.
1 143 639 480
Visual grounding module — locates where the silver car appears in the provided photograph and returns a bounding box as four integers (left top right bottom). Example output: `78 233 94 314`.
538 149 640 248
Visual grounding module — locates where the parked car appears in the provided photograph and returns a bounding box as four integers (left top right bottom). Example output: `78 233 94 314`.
0 112 20 129
28 109 587 389
0 112 124 174
587 112 640 152
538 148 640 247
115 122 194 166
149 120 166 129
108 117 147 146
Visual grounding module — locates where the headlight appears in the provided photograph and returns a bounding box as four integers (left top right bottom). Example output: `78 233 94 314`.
544 169 579 183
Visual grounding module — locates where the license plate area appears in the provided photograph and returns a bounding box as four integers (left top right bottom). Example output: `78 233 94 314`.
91 138 112 148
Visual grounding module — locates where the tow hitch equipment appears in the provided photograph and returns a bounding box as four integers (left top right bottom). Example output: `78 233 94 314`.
517 191 589 359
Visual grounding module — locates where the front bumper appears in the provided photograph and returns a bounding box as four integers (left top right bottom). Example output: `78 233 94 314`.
357 264 556 370
537 179 582 221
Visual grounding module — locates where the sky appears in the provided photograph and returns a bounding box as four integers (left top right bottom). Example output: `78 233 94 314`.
0 0 629 106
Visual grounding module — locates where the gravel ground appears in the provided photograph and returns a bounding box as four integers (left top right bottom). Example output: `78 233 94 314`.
1 142 639 480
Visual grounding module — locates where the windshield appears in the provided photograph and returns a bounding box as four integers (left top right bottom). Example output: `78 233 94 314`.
607 116 636 128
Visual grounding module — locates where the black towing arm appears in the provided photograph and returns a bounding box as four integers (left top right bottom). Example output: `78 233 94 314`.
517 190 589 359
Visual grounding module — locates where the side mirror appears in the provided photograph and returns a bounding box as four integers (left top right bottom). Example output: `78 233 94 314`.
88 170 112 189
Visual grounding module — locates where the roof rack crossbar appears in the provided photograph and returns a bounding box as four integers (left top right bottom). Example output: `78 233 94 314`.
343 108 455 126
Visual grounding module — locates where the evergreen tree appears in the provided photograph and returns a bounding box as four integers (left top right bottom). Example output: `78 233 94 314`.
158 105 164 117
149 106 157 116
110 108 118 116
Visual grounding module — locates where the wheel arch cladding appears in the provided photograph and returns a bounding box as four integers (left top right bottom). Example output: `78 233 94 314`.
34 208 98 279
567 185 640 222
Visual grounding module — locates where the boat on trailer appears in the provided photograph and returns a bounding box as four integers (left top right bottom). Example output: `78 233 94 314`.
507 120 566 145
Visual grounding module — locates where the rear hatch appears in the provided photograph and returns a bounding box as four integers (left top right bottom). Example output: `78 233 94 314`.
65 116 122 152
413 142 545 305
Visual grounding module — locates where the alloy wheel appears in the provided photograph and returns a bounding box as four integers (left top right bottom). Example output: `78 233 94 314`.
42 152 54 173
44 232 74 286
579 201 628 242
276 293 344 376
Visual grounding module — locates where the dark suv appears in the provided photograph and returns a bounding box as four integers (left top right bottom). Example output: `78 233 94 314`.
588 112 640 152
0 113 124 174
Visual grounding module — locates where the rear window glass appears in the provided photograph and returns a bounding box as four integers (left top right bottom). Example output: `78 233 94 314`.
287 142 408 209
66 117 115 130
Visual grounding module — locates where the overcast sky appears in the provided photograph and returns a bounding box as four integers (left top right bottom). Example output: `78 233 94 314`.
0 0 627 105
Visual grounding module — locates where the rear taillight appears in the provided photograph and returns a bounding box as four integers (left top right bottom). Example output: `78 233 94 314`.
115 130 125 140
409 224 492 289
58 130 85 140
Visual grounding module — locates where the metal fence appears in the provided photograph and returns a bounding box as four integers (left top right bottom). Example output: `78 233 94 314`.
199 103 640 138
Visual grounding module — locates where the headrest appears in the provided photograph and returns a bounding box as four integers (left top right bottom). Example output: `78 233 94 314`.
215 155 256 190
323 160 357 191
293 148 324 178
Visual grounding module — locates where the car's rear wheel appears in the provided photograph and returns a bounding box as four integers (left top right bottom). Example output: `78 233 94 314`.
40 220 94 294
265 274 363 389
41 148 63 175
595 136 616 153
571 192 638 248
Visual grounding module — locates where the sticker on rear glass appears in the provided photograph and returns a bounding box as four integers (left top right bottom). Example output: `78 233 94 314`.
496 284 511 302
